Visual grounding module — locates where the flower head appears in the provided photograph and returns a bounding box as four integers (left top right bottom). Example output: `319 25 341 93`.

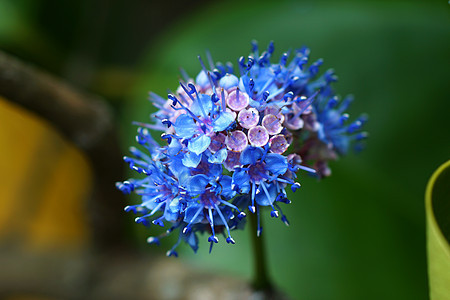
117 41 367 254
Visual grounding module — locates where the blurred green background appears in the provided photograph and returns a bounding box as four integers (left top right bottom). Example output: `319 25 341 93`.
1 0 449 299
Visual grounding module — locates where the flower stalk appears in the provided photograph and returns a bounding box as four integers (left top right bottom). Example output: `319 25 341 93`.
249 211 273 292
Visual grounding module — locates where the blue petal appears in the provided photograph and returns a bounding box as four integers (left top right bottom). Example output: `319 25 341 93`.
174 115 196 138
213 207 233 226
208 163 223 178
208 148 228 164
255 183 277 206
168 197 181 214
184 203 204 223
213 112 235 132
240 146 263 165
239 75 250 94
168 155 189 180
232 169 251 193
167 139 182 156
164 197 181 222
249 98 263 109
196 70 210 89
187 174 210 195
264 153 288 175
182 230 199 253
177 171 190 187
188 135 211 155
219 74 239 90
220 175 236 199
182 151 202 168
190 93 212 117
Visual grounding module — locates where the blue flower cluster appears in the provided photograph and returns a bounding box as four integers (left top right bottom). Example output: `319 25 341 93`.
116 41 367 255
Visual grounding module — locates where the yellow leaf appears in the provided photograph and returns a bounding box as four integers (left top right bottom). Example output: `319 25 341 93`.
426 160 450 300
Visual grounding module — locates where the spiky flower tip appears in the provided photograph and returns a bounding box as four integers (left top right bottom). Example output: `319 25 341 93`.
116 41 367 255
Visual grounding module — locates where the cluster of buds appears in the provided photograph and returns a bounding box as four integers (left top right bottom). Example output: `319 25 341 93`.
116 41 367 256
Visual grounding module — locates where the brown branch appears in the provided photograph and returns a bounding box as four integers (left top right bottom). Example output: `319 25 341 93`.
0 50 128 251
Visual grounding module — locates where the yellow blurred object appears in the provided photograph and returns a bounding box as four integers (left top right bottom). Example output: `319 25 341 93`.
0 95 92 250
426 160 450 300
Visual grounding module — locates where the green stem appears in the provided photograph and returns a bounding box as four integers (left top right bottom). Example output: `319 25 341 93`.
249 212 273 291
